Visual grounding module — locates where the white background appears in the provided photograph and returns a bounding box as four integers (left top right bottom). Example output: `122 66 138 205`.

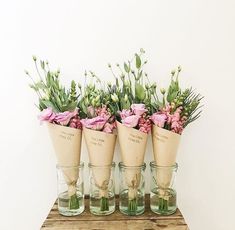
0 0 235 229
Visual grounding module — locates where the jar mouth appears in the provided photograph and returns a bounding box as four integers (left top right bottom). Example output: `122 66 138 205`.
56 162 84 169
88 162 116 168
119 162 146 170
150 161 178 170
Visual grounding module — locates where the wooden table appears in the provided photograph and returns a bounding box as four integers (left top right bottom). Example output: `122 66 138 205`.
41 195 189 230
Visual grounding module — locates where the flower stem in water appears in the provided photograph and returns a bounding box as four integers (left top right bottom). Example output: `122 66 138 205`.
100 196 109 211
128 198 137 212
69 194 80 210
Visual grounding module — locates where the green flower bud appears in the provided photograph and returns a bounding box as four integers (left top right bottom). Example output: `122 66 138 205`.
24 70 29 75
111 93 118 102
124 94 128 102
152 83 157 89
108 63 111 68
171 69 176 76
178 66 182 72
32 55 37 61
116 63 119 67
77 83 82 89
160 88 166 94
91 99 96 107
95 95 100 102
140 48 145 53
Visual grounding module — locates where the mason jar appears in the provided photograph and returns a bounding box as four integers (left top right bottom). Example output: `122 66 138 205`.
119 162 146 216
56 163 85 216
89 162 115 215
150 161 178 215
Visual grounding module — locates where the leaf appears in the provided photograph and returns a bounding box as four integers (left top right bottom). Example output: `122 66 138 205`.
135 83 145 101
61 101 77 112
40 99 59 112
135 54 141 69
124 62 130 73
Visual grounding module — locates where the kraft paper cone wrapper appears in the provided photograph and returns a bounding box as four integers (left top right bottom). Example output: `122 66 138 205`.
117 122 148 200
152 125 180 190
83 128 117 197
47 123 82 196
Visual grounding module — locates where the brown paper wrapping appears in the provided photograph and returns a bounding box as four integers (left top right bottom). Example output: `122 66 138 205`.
83 128 117 197
47 123 82 196
151 125 180 189
117 122 148 199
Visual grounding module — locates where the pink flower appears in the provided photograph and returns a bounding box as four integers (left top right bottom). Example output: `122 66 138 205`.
96 106 111 120
81 116 107 131
151 113 167 128
119 109 133 120
39 108 56 123
139 117 152 134
122 115 140 128
131 104 148 116
55 109 78 126
69 115 82 129
103 122 116 133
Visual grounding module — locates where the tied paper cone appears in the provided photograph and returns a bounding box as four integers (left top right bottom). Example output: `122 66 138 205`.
117 122 148 200
83 128 116 197
152 125 180 189
47 123 82 196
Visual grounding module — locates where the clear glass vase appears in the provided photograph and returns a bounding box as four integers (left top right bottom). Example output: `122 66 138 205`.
119 162 146 216
89 162 115 215
150 161 178 215
56 163 85 216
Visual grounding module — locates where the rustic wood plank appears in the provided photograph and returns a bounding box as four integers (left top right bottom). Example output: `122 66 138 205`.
41 194 189 230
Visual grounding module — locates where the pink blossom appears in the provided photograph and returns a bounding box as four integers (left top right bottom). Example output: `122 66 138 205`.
103 122 116 133
39 108 56 123
81 116 107 131
119 109 133 120
96 106 111 120
139 117 152 134
131 104 148 116
122 115 140 128
55 109 78 126
69 115 82 129
151 113 167 128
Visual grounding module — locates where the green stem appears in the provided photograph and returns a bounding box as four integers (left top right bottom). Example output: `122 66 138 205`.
68 194 79 210
128 199 137 212
100 196 109 211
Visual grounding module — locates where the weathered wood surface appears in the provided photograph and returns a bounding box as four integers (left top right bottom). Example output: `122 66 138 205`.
41 195 189 230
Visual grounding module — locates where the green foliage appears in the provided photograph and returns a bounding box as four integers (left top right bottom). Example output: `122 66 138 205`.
107 49 157 116
26 57 81 112
152 66 203 127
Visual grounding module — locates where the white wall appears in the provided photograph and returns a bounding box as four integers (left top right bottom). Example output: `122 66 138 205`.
0 0 234 229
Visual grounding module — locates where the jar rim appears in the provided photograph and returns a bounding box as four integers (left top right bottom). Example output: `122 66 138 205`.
118 162 146 170
56 162 84 169
150 161 178 169
88 162 116 168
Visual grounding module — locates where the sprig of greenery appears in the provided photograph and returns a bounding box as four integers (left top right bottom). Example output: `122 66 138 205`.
78 71 112 118
25 56 81 112
153 66 203 127
107 49 158 116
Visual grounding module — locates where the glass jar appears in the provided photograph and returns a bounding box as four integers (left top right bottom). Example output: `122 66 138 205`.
56 163 84 216
150 161 178 215
119 162 146 216
89 162 115 215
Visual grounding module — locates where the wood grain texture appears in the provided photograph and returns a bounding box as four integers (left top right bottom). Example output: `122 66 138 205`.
41 195 189 230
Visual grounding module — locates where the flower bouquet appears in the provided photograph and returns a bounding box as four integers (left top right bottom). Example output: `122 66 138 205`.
26 57 82 211
108 49 155 213
79 72 117 213
150 66 203 212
